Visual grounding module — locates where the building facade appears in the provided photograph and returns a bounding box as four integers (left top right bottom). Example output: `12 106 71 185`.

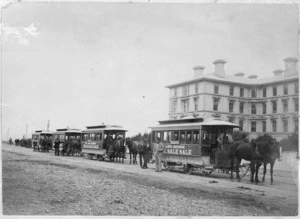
166 57 299 141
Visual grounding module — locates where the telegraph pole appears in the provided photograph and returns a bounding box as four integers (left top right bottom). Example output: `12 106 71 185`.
47 120 50 131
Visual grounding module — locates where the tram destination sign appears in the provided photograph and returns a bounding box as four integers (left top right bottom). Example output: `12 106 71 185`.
164 144 200 156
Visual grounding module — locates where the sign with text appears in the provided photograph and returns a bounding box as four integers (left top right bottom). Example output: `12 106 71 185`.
83 142 99 149
164 144 200 156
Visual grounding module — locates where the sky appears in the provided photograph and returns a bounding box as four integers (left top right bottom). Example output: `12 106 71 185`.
1 1 299 139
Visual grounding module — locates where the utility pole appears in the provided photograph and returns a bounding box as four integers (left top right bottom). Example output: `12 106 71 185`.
47 120 50 131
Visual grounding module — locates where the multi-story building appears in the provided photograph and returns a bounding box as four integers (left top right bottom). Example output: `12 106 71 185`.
166 57 299 141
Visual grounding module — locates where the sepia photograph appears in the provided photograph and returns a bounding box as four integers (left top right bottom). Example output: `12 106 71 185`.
1 0 299 216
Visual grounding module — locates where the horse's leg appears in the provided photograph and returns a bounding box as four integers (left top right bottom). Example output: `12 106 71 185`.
129 152 132 164
236 158 241 181
255 162 261 183
262 163 267 183
270 161 274 184
230 156 234 180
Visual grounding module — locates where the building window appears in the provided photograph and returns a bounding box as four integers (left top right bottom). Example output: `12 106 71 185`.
262 102 267 114
283 84 288 95
272 120 277 132
273 101 277 113
173 100 177 113
262 120 266 132
273 87 277 96
239 120 243 131
229 86 234 96
295 82 299 93
263 87 267 97
251 89 256 98
295 99 299 112
213 98 219 111
295 119 299 132
229 100 234 113
240 87 244 97
282 99 288 113
251 103 256 114
195 83 199 94
214 85 219 94
283 120 288 132
181 99 189 112
228 117 234 123
174 88 177 97
239 102 244 114
194 98 198 111
182 85 189 96
251 121 256 132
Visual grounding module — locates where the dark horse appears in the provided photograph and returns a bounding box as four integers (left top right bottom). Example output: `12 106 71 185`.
125 138 139 164
229 134 280 184
111 138 126 163
255 135 281 184
229 140 261 182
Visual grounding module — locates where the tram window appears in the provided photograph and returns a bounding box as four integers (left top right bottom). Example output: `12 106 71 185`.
179 131 186 144
186 131 192 144
162 131 170 143
193 130 200 144
90 133 95 140
76 135 81 140
172 131 179 141
96 133 102 141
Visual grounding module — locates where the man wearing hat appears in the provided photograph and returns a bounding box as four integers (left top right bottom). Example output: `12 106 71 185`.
153 138 165 172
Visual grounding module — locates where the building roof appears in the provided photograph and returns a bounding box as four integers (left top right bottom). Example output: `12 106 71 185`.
166 72 298 88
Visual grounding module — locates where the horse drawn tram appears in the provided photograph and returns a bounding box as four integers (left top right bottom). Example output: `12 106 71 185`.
150 117 250 176
81 124 127 161
32 130 53 152
52 128 82 156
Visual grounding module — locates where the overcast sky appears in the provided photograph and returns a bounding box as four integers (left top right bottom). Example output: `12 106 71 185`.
1 1 299 139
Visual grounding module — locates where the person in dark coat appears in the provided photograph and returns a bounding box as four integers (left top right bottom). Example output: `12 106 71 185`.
142 141 151 169
54 138 60 156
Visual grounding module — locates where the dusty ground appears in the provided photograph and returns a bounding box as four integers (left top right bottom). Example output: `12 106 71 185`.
2 143 298 216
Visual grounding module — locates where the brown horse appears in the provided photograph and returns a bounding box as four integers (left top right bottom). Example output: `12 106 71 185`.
113 138 126 163
229 134 279 184
125 138 139 164
229 140 261 182
255 135 281 184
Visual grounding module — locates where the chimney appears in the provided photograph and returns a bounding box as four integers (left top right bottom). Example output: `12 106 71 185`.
234 72 245 77
193 65 205 77
273 69 283 77
248 74 258 79
213 59 226 78
283 57 298 77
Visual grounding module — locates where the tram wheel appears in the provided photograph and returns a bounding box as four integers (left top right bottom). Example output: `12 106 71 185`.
163 162 173 172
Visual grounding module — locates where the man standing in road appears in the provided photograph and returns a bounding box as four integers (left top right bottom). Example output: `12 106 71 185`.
153 138 165 172
54 138 60 156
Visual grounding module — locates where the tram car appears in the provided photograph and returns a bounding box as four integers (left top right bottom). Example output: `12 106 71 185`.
32 130 53 152
81 124 127 161
52 128 82 156
150 117 249 175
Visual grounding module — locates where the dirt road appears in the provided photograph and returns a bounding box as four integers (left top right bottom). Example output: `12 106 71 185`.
2 143 298 216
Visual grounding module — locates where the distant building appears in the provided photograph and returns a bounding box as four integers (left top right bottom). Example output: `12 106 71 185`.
166 57 299 141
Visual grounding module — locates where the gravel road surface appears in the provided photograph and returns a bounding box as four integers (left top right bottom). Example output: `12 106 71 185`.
2 143 298 216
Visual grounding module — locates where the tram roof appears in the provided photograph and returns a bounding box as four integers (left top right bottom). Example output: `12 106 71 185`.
53 128 82 134
82 127 127 132
150 119 240 130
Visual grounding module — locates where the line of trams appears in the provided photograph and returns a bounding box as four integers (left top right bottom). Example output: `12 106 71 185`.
29 117 251 177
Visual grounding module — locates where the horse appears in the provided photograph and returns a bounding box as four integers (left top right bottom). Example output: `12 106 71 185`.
138 142 151 169
70 140 82 156
124 138 139 164
255 135 281 184
229 140 261 182
113 138 126 163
